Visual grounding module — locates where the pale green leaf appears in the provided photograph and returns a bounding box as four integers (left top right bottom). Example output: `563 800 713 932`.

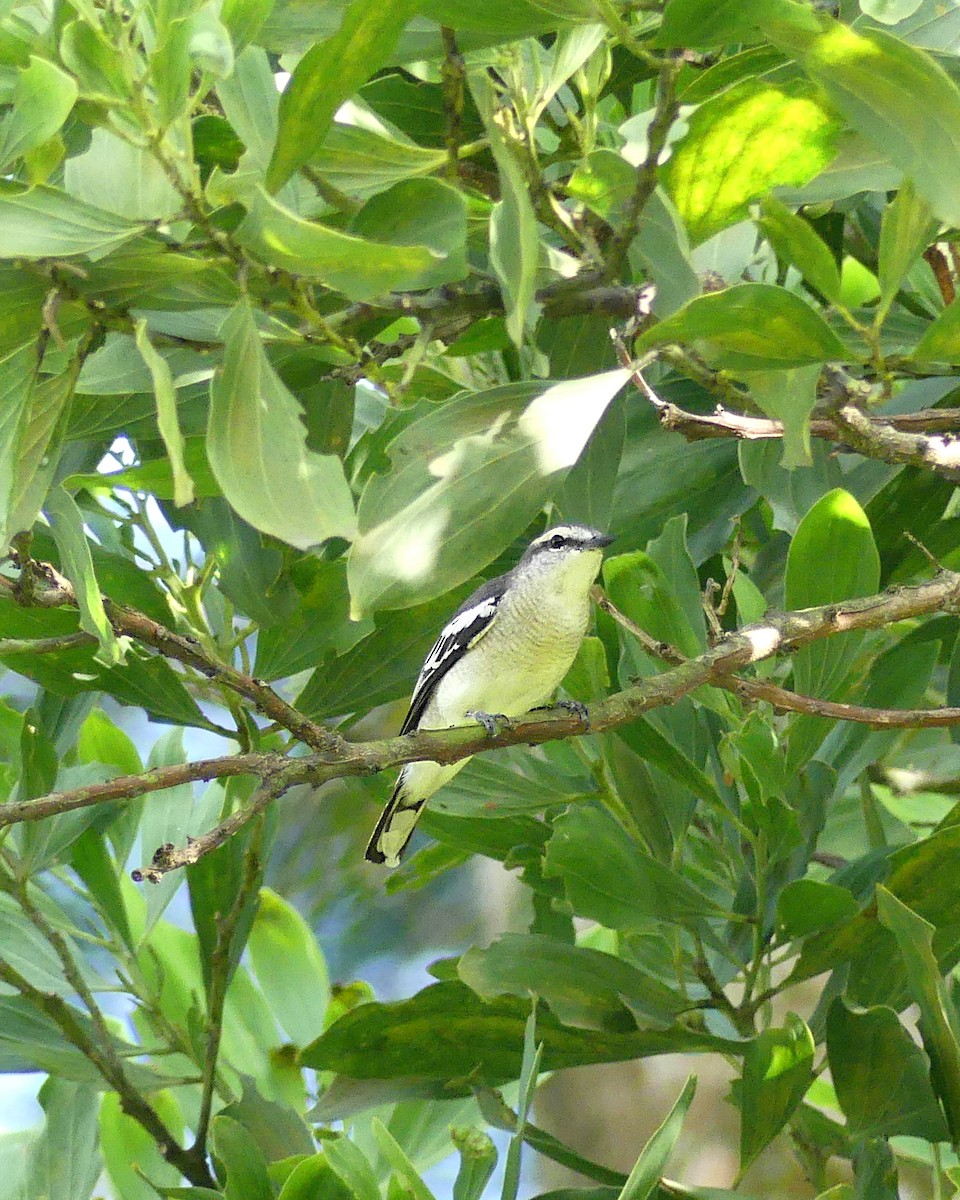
134 320 195 507
208 301 357 549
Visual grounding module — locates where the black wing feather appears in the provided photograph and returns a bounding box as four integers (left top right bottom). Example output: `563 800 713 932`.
399 573 508 734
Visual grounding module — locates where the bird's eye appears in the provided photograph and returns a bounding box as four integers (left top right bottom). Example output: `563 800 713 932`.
549 534 565 549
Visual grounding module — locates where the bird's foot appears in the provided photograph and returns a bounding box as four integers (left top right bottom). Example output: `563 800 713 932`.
556 699 590 727
467 710 513 737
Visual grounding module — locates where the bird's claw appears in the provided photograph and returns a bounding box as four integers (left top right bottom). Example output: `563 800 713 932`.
556 699 590 726
467 710 512 737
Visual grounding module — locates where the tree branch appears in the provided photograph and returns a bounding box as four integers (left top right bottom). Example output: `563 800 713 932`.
0 753 282 828
5 570 959 874
0 564 347 755
626 357 960 479
736 678 960 728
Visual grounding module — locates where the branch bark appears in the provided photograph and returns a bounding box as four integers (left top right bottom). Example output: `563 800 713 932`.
4 567 960 874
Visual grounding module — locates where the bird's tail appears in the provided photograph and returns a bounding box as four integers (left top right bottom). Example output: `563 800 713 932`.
364 771 426 867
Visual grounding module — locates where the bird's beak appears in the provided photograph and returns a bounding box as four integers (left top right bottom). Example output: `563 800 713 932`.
591 532 615 549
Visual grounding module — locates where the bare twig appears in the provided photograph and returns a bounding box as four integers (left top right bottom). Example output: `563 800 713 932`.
133 772 288 882
735 678 960 729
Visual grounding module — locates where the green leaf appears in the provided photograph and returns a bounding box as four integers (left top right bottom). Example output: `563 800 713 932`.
739 1015 815 1171
64 128 182 220
0 360 77 551
322 1137 381 1200
501 1007 542 1200
0 180 143 257
187 784 263 995
134 321 194 507
211 1115 273 1200
139 730 225 934
248 887 331 1047
24 1079 101 1200
294 586 473 720
875 886 960 1142
758 194 841 303
99 1090 184 1200
309 123 447 198
300 981 741 1088
788 23 960 225
0 56 77 171
349 178 468 290
459 933 685 1030
909 297 960 363
742 364 822 469
662 78 840 245
452 1127 497 1200
634 284 849 371
657 0 819 48
274 1153 353 1200
616 1076 696 1200
266 0 421 191
236 186 444 302
826 998 949 1141
45 485 122 666
785 487 880 699
208 301 357 550
473 72 539 347
544 805 725 930
373 1120 436 1200
776 878 858 939
254 560 367 680
348 372 630 615
217 1078 314 1163
877 179 936 320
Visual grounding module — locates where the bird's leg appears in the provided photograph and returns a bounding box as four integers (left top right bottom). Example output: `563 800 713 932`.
555 699 589 723
466 710 514 737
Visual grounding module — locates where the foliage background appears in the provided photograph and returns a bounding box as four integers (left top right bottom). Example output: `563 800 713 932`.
4 0 960 1196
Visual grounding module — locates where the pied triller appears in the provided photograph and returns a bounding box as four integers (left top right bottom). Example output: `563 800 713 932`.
364 523 615 867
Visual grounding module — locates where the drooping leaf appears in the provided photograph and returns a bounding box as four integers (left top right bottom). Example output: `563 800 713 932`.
266 0 421 191
826 999 949 1141
783 22 960 226
208 301 357 550
248 887 331 1047
0 180 144 257
236 187 444 302
739 1015 815 1171
473 72 539 347
45 485 122 666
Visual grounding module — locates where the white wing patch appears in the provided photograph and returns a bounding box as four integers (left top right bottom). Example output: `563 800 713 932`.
401 594 501 733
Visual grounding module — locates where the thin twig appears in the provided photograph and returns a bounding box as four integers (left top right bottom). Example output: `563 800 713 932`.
133 773 287 883
735 678 960 729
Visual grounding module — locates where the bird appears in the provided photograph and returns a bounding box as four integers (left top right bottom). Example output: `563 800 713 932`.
364 523 615 867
